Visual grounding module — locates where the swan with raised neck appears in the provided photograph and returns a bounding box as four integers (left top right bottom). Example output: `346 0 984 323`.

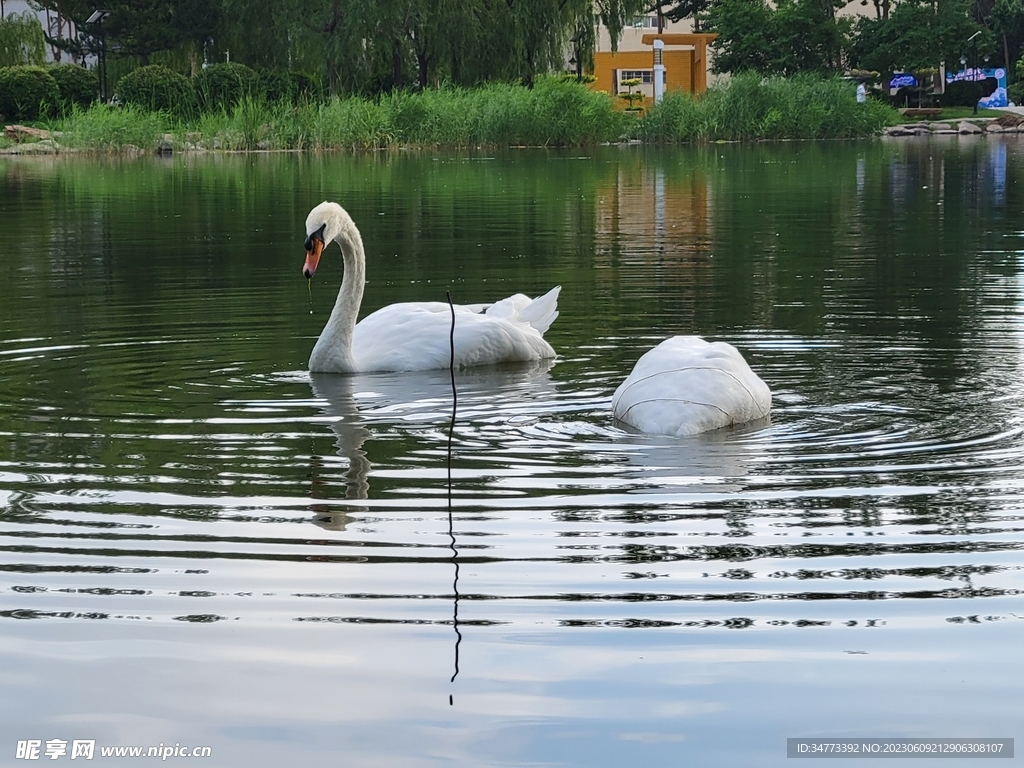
302 201 560 373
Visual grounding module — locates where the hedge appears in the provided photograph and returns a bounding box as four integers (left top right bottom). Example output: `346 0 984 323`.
0 65 59 121
49 64 98 111
117 65 194 116
194 62 258 112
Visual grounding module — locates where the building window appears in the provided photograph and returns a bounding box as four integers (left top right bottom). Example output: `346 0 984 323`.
619 70 653 84
630 15 658 28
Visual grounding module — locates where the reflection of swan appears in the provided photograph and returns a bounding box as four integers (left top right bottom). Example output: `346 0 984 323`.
612 337 771 436
619 421 766 494
309 374 371 530
307 361 557 526
302 201 560 373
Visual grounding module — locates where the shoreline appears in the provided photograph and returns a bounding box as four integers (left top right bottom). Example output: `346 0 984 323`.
2 129 1018 156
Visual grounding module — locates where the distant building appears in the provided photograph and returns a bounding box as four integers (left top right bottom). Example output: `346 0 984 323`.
590 30 718 102
589 0 874 98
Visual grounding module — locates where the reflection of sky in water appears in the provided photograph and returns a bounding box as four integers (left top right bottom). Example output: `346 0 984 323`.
1 146 1024 765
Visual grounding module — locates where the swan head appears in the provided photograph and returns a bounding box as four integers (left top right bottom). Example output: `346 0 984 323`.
303 201 348 279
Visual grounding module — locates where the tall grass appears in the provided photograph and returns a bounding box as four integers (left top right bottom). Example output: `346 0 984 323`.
170 79 630 151
638 73 899 142
47 74 898 153
55 103 168 152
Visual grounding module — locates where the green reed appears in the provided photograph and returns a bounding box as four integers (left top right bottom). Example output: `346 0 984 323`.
55 103 168 152
47 74 898 153
638 73 899 143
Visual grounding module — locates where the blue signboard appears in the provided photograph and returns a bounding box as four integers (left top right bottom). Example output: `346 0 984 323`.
945 67 1009 107
889 73 917 89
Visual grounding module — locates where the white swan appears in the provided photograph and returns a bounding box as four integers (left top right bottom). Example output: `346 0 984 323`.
612 336 771 436
302 201 560 373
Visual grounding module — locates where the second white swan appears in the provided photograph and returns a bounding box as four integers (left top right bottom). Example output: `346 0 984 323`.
302 201 560 373
612 336 771 436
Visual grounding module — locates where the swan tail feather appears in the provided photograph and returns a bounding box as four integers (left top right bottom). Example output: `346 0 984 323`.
511 286 561 335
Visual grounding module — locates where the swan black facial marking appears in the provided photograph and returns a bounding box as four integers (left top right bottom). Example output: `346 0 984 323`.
305 224 326 252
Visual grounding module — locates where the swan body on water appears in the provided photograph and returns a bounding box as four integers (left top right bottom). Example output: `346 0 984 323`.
302 201 560 373
612 336 771 436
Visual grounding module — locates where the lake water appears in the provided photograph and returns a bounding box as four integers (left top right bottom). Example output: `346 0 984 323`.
1 141 1022 766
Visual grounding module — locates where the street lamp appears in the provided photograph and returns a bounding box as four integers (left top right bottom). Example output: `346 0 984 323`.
968 30 982 115
569 28 583 82
87 9 111 101
653 39 665 104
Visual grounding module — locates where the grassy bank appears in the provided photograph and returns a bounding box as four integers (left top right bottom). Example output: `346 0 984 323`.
26 75 899 153
639 73 898 142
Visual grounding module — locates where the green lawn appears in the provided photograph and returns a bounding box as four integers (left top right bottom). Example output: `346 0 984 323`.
933 106 1007 120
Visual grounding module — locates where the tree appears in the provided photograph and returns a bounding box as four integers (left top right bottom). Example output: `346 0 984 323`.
31 0 219 65
849 0 984 74
0 11 46 66
663 0 713 31
702 0 774 73
702 0 848 75
982 0 1024 71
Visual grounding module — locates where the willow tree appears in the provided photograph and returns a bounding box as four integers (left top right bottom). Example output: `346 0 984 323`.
0 11 46 66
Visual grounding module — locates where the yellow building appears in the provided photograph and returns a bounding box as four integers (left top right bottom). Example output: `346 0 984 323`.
590 33 718 105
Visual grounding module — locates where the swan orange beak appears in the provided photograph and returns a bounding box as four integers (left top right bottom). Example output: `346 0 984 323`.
303 238 324 279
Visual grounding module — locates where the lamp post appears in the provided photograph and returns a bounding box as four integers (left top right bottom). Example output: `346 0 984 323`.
87 10 111 102
968 30 982 115
569 29 583 82
653 39 665 104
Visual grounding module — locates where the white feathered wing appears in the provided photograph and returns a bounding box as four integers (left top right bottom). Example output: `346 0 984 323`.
612 336 771 436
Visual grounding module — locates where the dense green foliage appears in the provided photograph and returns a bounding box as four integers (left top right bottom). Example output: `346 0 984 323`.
0 11 46 67
941 79 985 106
0 65 60 121
30 0 650 96
43 75 900 153
1010 80 1024 104
193 62 258 111
57 102 168 150
637 73 897 141
703 0 848 75
699 0 1005 92
49 63 99 110
848 0 981 73
254 68 295 103
13 0 1017 106
116 64 195 115
186 78 630 150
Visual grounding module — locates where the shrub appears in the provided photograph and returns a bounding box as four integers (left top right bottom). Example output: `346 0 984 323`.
193 62 257 112
117 65 194 116
1009 81 1024 107
49 63 98 111
940 80 982 107
0 65 59 121
254 68 294 103
289 71 323 101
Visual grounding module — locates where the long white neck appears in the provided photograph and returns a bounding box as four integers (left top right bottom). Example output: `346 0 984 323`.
309 213 366 373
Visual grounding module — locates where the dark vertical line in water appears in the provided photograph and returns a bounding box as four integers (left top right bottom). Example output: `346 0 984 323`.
446 291 461 701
